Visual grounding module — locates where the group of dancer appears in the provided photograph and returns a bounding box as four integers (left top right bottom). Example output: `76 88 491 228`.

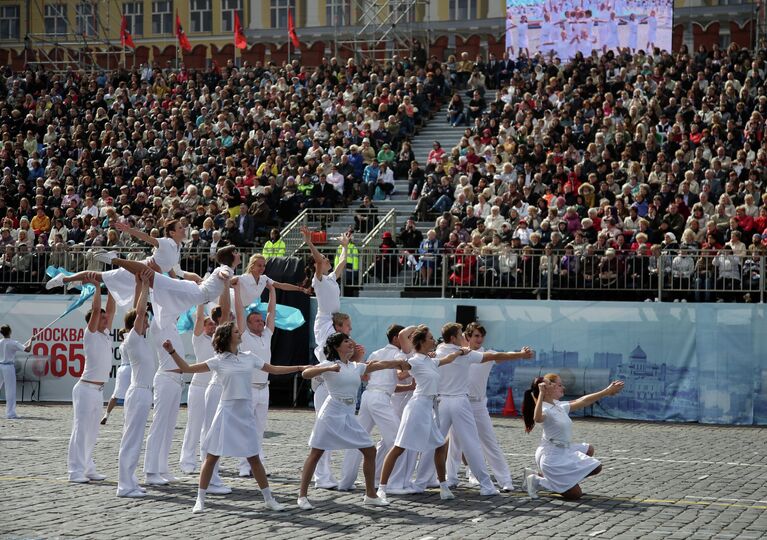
506 0 670 60
2 219 626 512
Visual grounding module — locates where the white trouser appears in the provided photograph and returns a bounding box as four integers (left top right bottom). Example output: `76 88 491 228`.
0 364 17 418
239 385 269 474
311 383 337 485
179 383 207 471
117 386 153 494
447 398 512 487
203 383 225 486
339 389 406 489
143 371 182 475
437 395 495 493
410 451 438 491
67 381 104 479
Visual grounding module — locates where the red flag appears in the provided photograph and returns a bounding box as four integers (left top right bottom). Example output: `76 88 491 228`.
175 12 192 52
120 15 135 49
287 9 300 49
234 11 247 50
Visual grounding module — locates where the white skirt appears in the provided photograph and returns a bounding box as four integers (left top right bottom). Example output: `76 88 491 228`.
308 398 373 450
102 268 136 307
394 395 445 453
152 273 205 328
111 365 132 400
202 398 262 458
535 441 601 493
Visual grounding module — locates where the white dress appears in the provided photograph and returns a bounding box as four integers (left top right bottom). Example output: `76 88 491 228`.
308 361 373 450
152 265 232 328
202 351 266 458
534 400 601 493
394 353 445 453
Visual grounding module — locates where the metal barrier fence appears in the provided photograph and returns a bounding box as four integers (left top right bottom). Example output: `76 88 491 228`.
3 245 764 303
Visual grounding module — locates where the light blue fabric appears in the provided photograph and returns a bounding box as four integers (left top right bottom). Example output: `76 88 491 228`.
244 302 305 331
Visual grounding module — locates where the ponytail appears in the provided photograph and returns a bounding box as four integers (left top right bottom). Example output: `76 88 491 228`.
522 377 544 433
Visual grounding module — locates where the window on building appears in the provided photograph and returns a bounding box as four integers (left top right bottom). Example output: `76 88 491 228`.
0 5 20 40
326 0 351 26
449 0 476 21
221 0 243 33
391 1 415 23
190 0 212 32
76 2 97 36
270 0 295 29
44 4 68 36
123 2 143 36
151 0 172 34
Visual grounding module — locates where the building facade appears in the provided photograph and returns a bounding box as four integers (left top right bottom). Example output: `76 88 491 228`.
0 0 761 71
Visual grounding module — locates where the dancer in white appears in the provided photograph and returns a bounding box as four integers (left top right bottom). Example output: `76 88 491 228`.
338 324 416 492
522 373 624 500
232 253 309 307
604 11 620 53
234 278 277 477
509 15 530 59
0 325 31 419
67 274 116 483
446 323 518 491
624 13 639 53
431 322 533 496
644 10 657 51
100 338 131 425
377 325 469 502
163 321 307 514
298 332 407 510
302 225 351 489
116 270 154 497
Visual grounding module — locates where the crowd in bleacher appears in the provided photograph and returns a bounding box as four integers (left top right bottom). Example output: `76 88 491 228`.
1 41 766 300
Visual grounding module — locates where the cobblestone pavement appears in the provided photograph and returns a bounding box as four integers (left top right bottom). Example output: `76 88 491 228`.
0 404 766 540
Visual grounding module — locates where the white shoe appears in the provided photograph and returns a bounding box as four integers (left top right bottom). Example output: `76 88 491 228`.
69 475 90 483
137 486 147 493
179 465 196 475
297 497 313 510
117 488 147 498
192 499 205 514
160 473 179 483
363 495 390 506
207 484 232 495
524 468 539 499
479 487 500 496
238 468 251 478
86 472 106 481
385 487 416 495
45 273 65 290
145 473 169 485
439 486 455 500
264 498 286 511
467 473 480 486
94 250 118 265
500 483 515 492
376 488 388 501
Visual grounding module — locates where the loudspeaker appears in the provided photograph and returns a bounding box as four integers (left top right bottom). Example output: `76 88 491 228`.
456 305 477 328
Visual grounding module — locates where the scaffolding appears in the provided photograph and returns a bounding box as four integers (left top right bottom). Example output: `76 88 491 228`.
333 0 430 64
25 0 125 74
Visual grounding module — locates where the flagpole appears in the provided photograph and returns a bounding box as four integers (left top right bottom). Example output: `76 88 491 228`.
233 10 237 67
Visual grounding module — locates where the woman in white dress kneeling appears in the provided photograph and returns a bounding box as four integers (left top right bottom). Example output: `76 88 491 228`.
163 322 308 513
298 332 409 510
521 373 624 500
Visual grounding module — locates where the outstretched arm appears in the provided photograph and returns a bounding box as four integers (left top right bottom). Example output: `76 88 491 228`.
274 281 311 295
262 363 310 375
438 348 470 366
302 363 341 379
162 339 210 373
115 221 159 248
480 346 535 363
364 358 410 375
568 380 624 411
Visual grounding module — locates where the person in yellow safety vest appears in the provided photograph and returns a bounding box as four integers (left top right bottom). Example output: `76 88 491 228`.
263 228 286 258
334 232 359 284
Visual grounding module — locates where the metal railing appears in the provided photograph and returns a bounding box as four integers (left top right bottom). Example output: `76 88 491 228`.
2 246 764 303
280 208 363 256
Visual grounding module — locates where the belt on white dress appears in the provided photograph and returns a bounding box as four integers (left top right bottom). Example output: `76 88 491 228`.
129 384 152 391
332 396 355 405
366 387 392 397
78 380 104 391
545 437 571 449
158 370 183 384
468 396 484 403
251 382 269 389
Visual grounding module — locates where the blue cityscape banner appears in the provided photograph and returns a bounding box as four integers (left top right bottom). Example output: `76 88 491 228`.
334 299 767 426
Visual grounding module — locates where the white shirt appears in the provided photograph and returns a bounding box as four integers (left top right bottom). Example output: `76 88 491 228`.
125 329 155 388
241 327 273 384
238 273 274 307
365 344 404 394
147 237 183 275
467 346 495 400
435 343 483 396
118 342 130 367
191 333 215 386
206 351 265 401
313 272 340 315
408 353 442 397
541 400 573 445
317 360 366 400
81 329 112 382
327 172 345 194
0 337 24 365
199 264 234 304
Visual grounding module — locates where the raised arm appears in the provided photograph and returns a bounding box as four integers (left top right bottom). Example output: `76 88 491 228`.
533 380 548 424
115 221 159 247
300 225 326 279
568 380 624 412
193 304 206 337
162 339 210 373
265 282 276 333
85 273 101 333
219 274 231 325
302 362 341 379
480 346 535 363
133 270 151 335
234 280 246 333
333 232 352 280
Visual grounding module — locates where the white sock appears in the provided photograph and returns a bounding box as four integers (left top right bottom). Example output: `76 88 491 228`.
261 487 273 501
439 481 450 489
378 483 386 492
197 488 207 502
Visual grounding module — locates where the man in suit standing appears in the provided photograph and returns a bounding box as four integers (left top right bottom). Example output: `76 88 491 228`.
236 203 255 246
